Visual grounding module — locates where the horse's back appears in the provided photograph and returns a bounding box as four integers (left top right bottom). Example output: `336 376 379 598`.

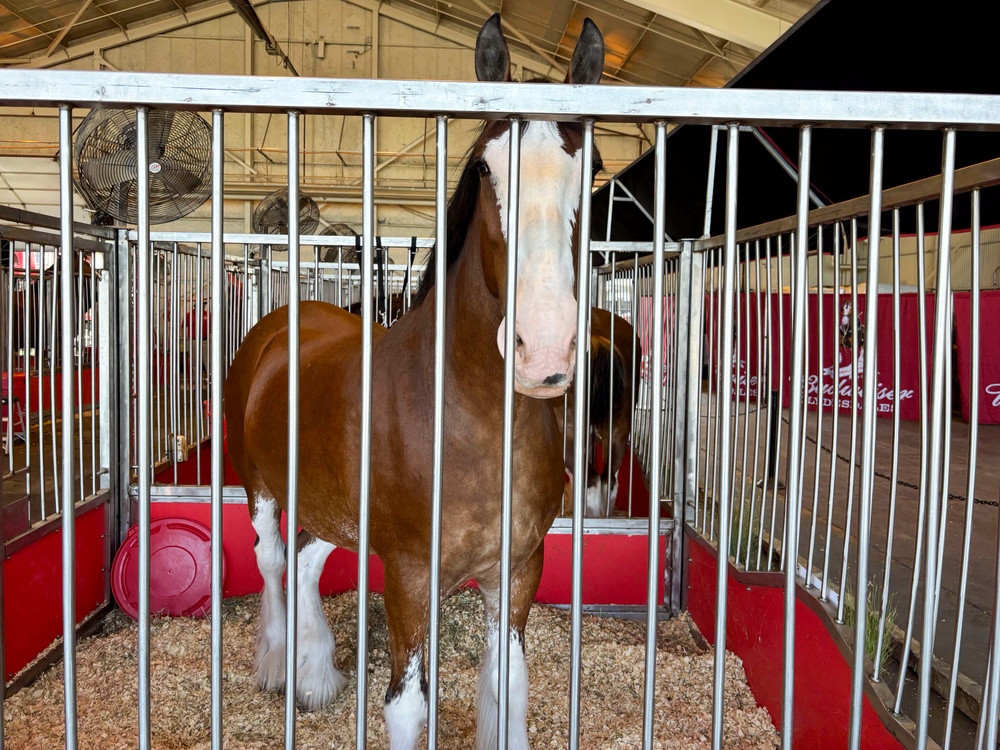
224 301 380 491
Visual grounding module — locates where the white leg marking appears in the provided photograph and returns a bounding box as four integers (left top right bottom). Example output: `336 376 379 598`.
607 468 621 515
296 537 346 710
252 495 286 692
585 479 605 518
384 652 428 750
476 622 530 750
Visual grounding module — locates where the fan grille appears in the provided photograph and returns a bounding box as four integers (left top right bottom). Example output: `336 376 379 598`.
318 223 359 263
252 189 320 252
74 109 212 225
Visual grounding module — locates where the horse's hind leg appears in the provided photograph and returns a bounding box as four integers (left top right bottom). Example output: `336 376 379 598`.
250 491 287 691
476 546 543 750
295 531 347 710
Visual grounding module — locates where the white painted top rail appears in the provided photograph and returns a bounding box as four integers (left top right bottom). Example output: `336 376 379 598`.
2 70 1000 129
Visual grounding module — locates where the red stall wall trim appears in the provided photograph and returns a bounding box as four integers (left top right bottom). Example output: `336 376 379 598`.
686 532 906 750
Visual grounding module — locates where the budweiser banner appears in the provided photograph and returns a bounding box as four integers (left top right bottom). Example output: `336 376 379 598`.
705 292 933 421
954 290 1000 424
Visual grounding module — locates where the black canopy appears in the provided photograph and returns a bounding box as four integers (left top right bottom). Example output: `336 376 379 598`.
591 0 1000 243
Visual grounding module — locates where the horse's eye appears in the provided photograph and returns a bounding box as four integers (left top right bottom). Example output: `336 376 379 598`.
476 160 491 177
591 160 603 177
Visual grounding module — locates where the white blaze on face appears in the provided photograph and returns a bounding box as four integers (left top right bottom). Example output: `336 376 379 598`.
483 121 582 397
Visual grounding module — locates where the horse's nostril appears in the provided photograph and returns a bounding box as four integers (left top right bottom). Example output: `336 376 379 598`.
571 336 577 348
516 335 523 347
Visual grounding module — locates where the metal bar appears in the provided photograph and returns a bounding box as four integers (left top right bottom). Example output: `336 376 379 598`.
6 70 1000 127
498 116 523 750
171 244 179 484
709 122 740 750
769 235 786 566
894 202 931 714
425 114 448 750
76 248 84 500
942 188 980 749
756 238 774 571
643 120 668 750
837 218 861 624
701 249 716 533
37 244 47 516
780 125 813 750
917 128 957 750
874 208 902 680
58 103 79 750
821 225 841 600
848 125 884 749
209 109 225 750
284 109 301 750
746 242 764 570
703 126 721 238
196 244 204 486
355 112 376 750
805 227 824 583
135 104 153 750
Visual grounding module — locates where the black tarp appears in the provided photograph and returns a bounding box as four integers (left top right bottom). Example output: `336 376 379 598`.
591 0 1000 243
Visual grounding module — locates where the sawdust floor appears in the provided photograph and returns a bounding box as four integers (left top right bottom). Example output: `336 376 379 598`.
3 590 779 749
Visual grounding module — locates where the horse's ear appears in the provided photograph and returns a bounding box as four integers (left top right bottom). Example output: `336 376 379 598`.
565 18 605 85
475 13 512 82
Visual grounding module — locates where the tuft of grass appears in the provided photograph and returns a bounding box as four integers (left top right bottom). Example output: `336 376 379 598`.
705 483 775 573
844 580 898 678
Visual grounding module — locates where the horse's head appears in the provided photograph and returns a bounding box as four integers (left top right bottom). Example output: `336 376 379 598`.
473 14 605 399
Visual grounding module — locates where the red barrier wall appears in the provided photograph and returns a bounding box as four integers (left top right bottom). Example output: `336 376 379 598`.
3 506 108 681
686 535 904 749
148 502 664 607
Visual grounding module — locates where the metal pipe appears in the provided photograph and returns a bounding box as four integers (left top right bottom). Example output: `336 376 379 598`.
943 188 980 749
425 115 448 750
848 125 884 749
874 208 902 680
917 128 957 750
135 104 153 750
821 225 841 600
781 124 812 750
283 110 302 749
711 123 740 750
805 227 825 584
58 103 79 750
894 202 931 714
643 120 668 750
499 116 522 750
355 112 376 749
209 109 226 750
837 218 861 624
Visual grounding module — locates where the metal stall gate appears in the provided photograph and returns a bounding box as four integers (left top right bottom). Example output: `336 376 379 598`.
1 205 119 694
2 63 1000 750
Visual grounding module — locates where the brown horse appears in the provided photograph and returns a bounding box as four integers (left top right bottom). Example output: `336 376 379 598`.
224 14 605 750
555 308 640 517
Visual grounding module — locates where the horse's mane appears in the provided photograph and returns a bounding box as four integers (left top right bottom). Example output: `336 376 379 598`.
411 135 485 307
589 336 627 430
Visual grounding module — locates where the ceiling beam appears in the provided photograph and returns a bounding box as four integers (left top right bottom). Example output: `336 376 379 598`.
15 0 270 69
622 0 791 52
44 0 94 58
345 0 563 80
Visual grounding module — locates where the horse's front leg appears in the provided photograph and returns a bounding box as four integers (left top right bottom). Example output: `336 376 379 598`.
382 568 429 750
476 544 544 750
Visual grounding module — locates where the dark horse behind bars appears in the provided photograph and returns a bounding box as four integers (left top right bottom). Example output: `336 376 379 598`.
556 308 640 517
224 14 605 749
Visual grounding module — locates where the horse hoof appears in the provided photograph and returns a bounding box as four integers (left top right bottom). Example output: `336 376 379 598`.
296 665 348 711
254 645 287 693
